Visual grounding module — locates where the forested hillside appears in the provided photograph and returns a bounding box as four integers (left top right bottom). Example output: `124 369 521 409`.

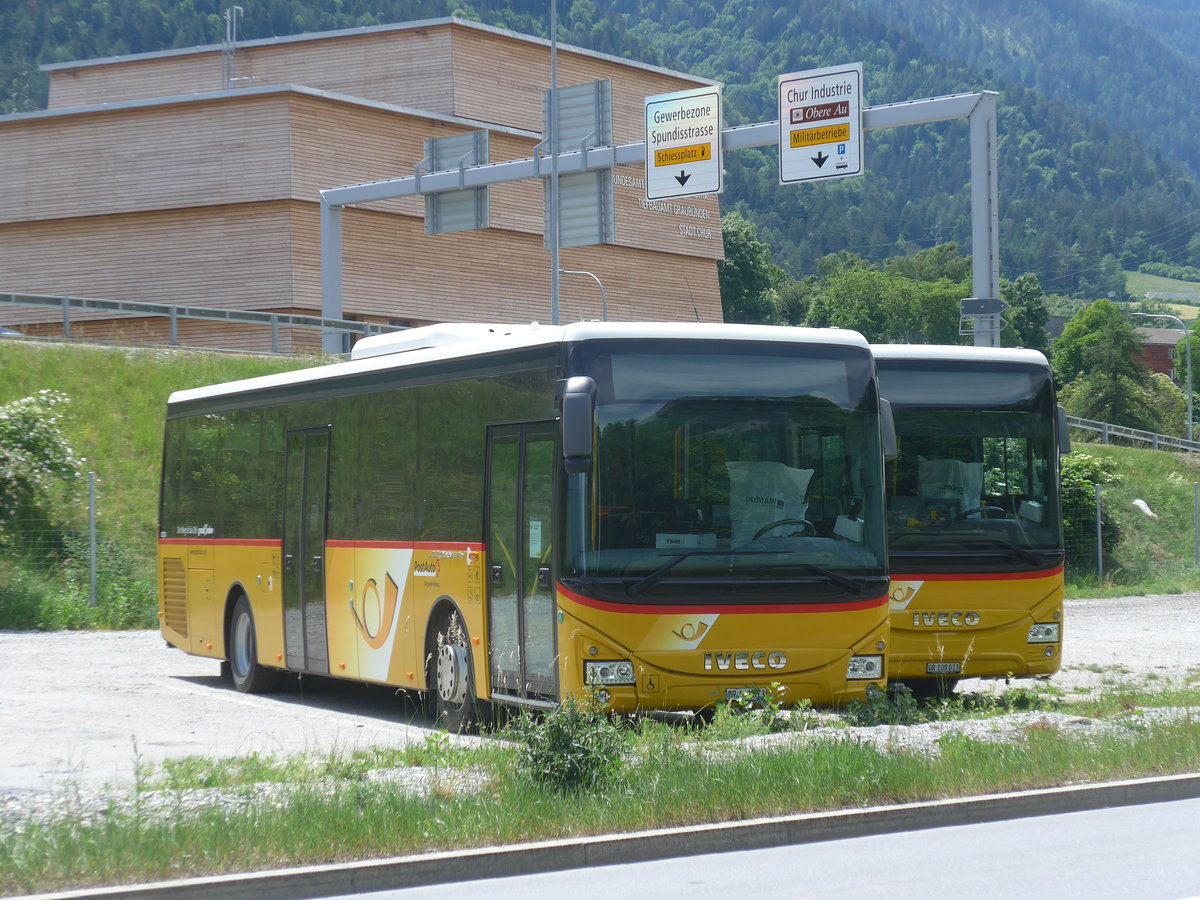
4 0 1199 295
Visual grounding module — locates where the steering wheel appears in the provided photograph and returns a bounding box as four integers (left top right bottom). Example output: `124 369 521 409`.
752 518 815 540
957 506 1006 520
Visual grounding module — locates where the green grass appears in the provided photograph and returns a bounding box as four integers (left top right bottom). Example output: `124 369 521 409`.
1124 270 1200 309
1064 441 1200 594
0 342 319 550
2 681 1197 895
0 342 319 626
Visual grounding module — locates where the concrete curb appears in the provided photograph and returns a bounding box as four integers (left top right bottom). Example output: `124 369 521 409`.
21 773 1200 900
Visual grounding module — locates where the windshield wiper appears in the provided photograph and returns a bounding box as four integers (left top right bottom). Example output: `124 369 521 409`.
625 550 863 596
625 549 777 596
795 562 862 594
987 540 1046 566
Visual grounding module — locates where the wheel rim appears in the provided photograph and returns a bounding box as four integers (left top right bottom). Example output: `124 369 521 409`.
232 610 252 678
436 641 468 705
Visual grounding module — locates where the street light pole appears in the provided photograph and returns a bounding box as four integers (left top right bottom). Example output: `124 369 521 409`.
1133 312 1193 442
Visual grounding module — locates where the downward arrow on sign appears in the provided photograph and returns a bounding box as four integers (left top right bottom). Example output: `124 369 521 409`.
811 151 829 168
675 171 691 186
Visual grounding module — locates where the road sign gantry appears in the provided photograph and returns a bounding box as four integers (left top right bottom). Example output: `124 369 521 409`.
320 90 1001 350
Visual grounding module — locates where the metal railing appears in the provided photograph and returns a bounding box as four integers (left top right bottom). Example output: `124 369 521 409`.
1066 415 1200 453
1 291 404 354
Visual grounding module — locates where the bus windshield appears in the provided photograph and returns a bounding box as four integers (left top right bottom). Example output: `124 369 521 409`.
565 340 887 591
878 360 1062 573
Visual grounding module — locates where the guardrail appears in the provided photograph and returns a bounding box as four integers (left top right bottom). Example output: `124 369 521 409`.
0 291 403 353
1067 415 1200 453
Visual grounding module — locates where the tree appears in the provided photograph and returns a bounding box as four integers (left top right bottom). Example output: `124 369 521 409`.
1052 298 1167 431
883 242 970 283
717 212 786 324
1051 298 1147 386
805 265 960 344
1058 370 1184 436
1001 273 1050 352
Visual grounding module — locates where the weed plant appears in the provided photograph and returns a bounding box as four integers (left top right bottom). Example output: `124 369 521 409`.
845 684 926 725
506 696 628 793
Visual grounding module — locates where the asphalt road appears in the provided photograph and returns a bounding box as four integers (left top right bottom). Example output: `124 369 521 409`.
1 593 1197 794
349 797 1200 900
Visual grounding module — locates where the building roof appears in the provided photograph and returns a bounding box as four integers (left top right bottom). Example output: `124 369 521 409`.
1135 326 1187 346
0 82 540 138
40 17 717 87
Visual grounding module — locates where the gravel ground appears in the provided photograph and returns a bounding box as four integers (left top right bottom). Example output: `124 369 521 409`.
1 593 1198 828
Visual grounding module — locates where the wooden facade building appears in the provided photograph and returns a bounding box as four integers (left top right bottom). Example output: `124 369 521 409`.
0 19 724 351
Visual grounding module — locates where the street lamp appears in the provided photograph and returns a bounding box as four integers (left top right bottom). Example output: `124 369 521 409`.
1132 312 1193 442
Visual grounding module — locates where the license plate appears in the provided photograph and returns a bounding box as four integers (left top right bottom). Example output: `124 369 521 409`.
725 687 766 703
926 662 962 675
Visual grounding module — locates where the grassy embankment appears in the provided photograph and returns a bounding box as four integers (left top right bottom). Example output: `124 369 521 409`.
5 339 1200 621
1063 442 1200 597
1124 270 1200 318
0 340 315 627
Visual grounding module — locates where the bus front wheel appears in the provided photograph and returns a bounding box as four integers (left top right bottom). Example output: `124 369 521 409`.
228 595 282 694
431 609 481 733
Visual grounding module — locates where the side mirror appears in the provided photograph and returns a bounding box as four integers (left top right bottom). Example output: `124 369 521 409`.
1056 405 1071 455
879 397 898 462
561 376 596 474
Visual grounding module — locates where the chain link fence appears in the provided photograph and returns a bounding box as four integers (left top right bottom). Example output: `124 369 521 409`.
0 470 157 629
1064 471 1200 583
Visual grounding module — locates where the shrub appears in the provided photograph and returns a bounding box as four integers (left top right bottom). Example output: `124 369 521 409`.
844 684 926 726
507 696 627 793
1060 451 1121 573
0 390 82 544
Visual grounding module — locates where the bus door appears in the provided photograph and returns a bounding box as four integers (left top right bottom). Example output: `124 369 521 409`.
282 426 330 675
486 422 558 703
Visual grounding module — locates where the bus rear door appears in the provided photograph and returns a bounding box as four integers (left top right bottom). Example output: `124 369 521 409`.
283 426 331 675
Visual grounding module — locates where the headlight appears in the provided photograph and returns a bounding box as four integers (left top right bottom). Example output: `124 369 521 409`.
846 654 884 680
1027 623 1060 644
584 660 635 685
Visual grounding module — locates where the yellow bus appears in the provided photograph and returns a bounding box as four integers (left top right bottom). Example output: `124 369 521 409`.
158 322 891 730
874 345 1069 696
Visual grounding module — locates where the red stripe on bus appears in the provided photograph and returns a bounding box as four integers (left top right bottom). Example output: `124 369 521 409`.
324 540 481 551
158 538 282 547
893 565 1064 582
556 582 887 615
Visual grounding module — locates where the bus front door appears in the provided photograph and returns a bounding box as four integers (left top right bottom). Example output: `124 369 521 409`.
486 422 558 703
283 426 330 675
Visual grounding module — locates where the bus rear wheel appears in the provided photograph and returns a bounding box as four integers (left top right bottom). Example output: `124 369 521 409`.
228 595 282 694
431 609 482 733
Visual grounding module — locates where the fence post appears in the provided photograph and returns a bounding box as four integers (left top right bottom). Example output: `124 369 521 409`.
1094 483 1103 580
88 472 97 607
1194 482 1199 569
